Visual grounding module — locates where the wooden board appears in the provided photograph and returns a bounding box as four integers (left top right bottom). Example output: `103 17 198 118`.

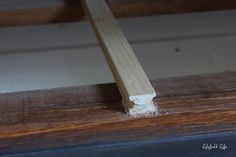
0 72 236 155
82 0 157 116
0 0 236 27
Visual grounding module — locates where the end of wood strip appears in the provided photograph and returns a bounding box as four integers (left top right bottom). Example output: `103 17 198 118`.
122 93 160 117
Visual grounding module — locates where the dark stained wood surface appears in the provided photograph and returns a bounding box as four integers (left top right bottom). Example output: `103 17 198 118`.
0 0 236 27
0 72 236 155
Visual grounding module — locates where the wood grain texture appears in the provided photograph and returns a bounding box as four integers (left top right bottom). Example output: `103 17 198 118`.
1 0 236 27
82 0 157 116
0 72 236 155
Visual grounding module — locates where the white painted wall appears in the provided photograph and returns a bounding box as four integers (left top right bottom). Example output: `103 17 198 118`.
0 10 236 93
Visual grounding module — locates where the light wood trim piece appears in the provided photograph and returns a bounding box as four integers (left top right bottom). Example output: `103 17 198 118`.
82 0 158 117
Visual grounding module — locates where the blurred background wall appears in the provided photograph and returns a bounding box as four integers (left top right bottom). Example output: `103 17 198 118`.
0 10 236 93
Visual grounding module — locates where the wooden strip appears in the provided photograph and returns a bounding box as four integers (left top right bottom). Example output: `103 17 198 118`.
0 72 236 155
0 0 236 27
82 0 157 116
